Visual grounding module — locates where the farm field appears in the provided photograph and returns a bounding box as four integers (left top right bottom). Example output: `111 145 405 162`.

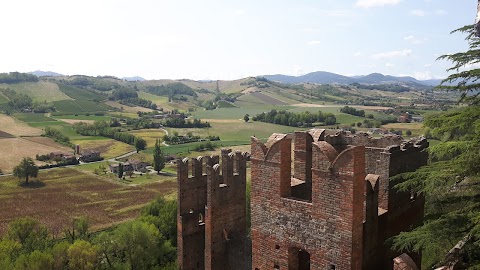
0 114 43 136
383 122 424 136
0 168 176 234
56 83 107 101
52 99 110 114
105 100 153 113
0 137 72 173
127 129 166 148
0 81 71 102
75 162 175 185
72 139 135 159
13 113 56 123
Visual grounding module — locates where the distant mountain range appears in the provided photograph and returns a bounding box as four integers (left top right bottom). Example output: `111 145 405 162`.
29 70 63 77
122 76 146 82
263 71 443 87
27 70 444 87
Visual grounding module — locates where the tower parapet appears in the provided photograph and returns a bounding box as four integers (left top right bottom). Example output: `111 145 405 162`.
177 149 248 270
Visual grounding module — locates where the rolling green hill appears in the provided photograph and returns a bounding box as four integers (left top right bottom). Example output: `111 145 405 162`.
0 81 72 102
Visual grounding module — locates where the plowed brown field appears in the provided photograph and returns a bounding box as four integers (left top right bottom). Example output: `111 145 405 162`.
0 168 176 235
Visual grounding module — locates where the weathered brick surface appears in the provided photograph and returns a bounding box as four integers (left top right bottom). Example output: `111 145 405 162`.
177 150 249 270
178 129 427 270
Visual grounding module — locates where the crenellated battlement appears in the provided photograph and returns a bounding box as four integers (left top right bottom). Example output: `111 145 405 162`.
177 149 248 270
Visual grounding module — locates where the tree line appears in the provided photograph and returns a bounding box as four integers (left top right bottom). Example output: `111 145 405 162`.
146 83 197 102
109 89 157 110
340 106 366 117
0 198 177 270
73 121 147 151
252 109 337 127
0 72 38 84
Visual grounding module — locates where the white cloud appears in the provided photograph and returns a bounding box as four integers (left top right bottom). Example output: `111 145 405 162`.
434 9 447 15
356 0 402 8
353 52 363 57
424 64 432 67
404 35 426 44
372 49 412 59
385 62 395 67
307 40 322 45
410 9 426 16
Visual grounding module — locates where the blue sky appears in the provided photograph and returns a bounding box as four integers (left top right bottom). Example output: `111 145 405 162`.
0 0 475 80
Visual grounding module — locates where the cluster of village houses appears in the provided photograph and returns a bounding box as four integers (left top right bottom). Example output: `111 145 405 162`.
48 150 150 175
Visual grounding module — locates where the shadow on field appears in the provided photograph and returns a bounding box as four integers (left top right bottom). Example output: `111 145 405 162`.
19 181 46 189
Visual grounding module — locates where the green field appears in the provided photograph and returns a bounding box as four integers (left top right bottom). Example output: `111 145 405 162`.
57 83 107 101
52 114 112 121
192 106 292 120
75 162 174 185
26 121 104 140
0 93 8 104
13 113 56 123
0 82 71 102
52 99 110 114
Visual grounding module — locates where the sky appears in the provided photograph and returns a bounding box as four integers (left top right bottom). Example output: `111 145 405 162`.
0 0 476 80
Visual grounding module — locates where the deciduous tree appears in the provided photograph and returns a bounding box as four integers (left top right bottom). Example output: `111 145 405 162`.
153 139 165 174
13 157 39 185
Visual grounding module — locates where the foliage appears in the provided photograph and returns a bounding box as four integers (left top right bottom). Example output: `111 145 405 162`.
340 106 366 117
146 83 197 101
0 88 33 113
56 83 107 101
118 162 124 178
252 109 337 127
140 198 177 245
5 218 49 254
0 72 38 84
43 126 74 147
391 106 480 268
134 137 147 152
350 82 412 92
436 25 480 104
65 217 90 244
192 141 216 151
153 139 165 174
67 240 99 270
244 114 249 122
73 121 143 147
162 133 219 145
13 157 39 184
162 118 211 128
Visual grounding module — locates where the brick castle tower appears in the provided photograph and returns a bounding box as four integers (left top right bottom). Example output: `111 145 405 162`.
177 129 428 270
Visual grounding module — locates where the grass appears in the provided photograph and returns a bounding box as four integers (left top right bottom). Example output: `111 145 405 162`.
0 93 8 104
52 114 112 121
0 82 71 102
57 83 107 101
75 161 175 185
217 100 238 108
192 106 292 120
382 122 424 137
72 139 135 159
13 113 56 123
52 100 110 114
127 129 166 148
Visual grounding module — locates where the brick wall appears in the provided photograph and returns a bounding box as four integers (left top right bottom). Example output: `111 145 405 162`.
251 135 366 270
177 150 248 270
